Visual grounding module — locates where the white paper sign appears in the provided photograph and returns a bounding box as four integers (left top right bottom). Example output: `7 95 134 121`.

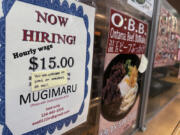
128 0 154 17
138 54 148 73
0 0 95 134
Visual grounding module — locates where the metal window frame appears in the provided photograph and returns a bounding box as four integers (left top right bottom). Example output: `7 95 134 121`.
138 0 162 131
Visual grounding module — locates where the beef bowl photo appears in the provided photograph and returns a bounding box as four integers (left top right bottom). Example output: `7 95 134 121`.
101 54 140 121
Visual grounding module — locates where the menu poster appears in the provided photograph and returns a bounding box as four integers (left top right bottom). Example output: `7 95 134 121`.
154 8 178 68
0 0 95 134
177 35 180 61
99 9 148 135
127 0 154 17
177 35 180 79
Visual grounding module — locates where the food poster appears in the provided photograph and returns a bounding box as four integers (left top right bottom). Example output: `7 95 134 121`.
177 35 180 79
154 8 178 68
177 35 180 61
0 0 95 134
98 9 148 135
